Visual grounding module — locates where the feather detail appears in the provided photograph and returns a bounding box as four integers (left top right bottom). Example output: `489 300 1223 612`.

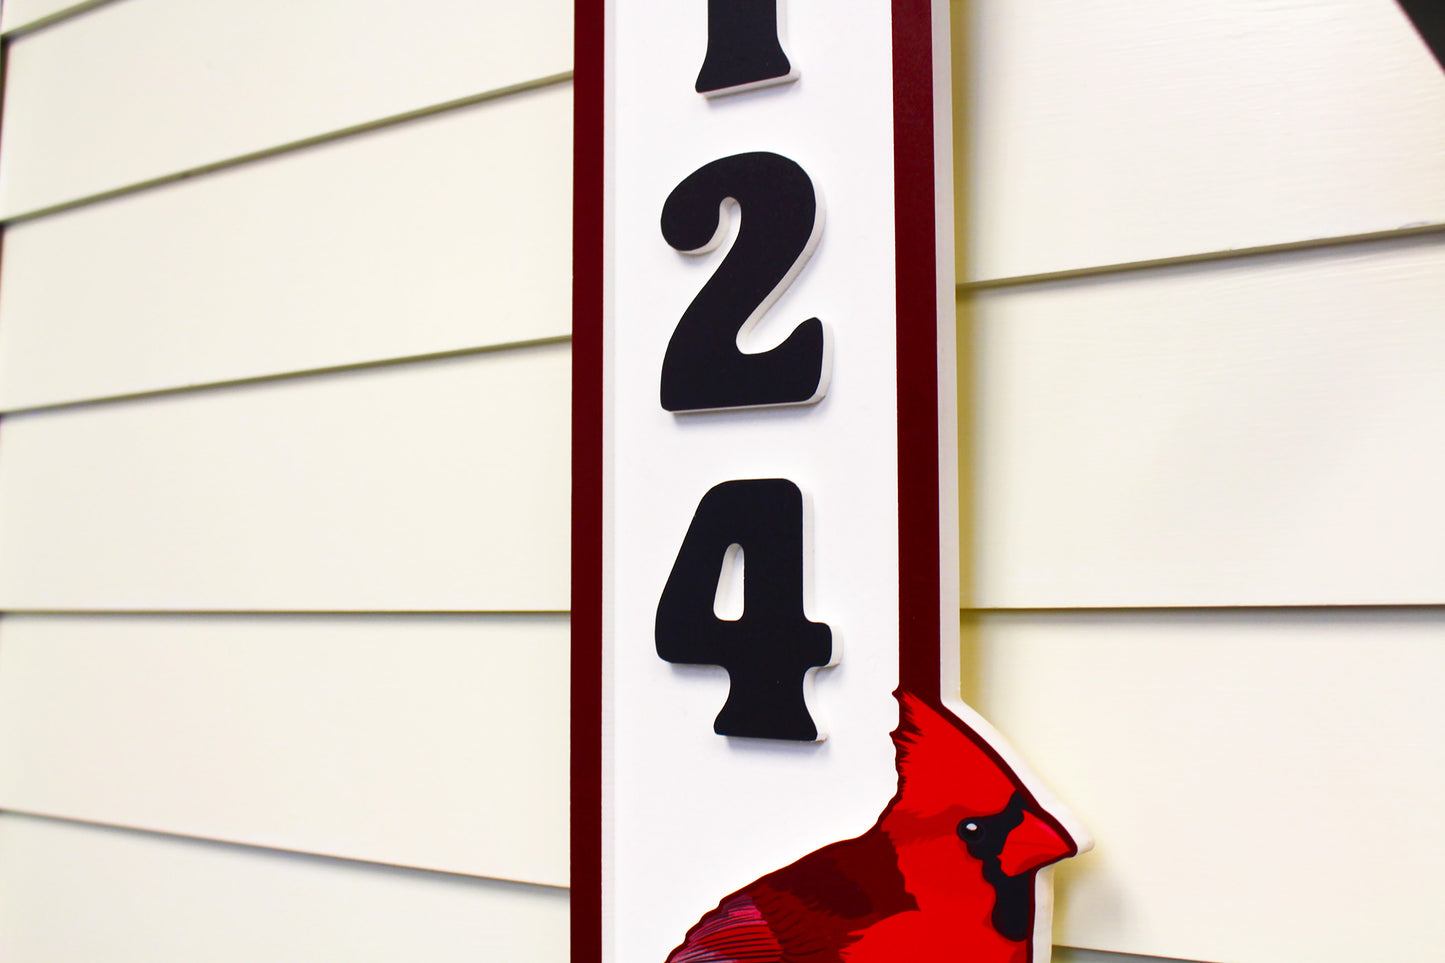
666 894 783 963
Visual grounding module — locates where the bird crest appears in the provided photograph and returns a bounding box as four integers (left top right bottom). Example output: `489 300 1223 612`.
889 691 1020 821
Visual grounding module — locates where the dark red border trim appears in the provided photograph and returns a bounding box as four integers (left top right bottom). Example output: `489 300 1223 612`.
572 1 605 961
892 0 942 703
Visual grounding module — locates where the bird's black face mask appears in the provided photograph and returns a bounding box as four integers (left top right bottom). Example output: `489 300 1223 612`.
956 792 1034 942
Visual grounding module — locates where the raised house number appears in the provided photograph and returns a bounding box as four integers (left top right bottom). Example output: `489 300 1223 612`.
695 0 797 95
660 152 828 413
655 8 827 742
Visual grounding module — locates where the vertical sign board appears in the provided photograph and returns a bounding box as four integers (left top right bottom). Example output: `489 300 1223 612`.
574 4 1090 962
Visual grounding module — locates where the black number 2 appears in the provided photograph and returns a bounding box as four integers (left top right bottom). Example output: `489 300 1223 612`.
696 0 797 96
656 479 834 741
660 152 829 412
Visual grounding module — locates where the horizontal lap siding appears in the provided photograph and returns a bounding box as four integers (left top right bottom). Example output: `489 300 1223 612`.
0 84 572 410
963 609 1445 963
966 238 1445 608
0 614 569 886
963 4 1445 962
0 0 573 216
0 0 582 959
0 815 569 963
0 344 571 612
964 0 1445 281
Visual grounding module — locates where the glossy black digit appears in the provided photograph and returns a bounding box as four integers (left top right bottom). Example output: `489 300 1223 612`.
696 0 796 95
656 479 833 741
660 152 828 412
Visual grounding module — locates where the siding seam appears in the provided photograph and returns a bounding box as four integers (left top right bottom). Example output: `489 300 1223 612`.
0 70 576 226
1 334 574 416
0 809 571 891
0 0 118 39
960 221 1445 292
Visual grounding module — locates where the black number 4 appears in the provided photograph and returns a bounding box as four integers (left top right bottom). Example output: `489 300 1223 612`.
656 479 834 741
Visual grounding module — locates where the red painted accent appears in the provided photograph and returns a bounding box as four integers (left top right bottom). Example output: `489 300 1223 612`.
572 2 605 963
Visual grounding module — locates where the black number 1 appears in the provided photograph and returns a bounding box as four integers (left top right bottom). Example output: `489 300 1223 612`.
696 0 797 96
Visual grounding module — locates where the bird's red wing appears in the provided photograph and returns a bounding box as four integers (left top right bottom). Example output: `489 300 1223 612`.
743 882 857 963
666 893 784 963
667 833 917 963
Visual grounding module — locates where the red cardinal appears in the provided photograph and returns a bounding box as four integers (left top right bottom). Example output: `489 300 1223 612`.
665 692 1083 963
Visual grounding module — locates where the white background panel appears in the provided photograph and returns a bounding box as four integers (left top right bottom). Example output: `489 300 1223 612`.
964 0 1445 280
0 613 569 886
607 3 914 961
0 0 573 216
0 814 569 963
0 0 111 34
966 608 1445 963
969 239 1445 608
0 84 572 410
0 344 571 611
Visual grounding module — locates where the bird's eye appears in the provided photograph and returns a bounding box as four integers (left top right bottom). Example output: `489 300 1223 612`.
956 820 981 839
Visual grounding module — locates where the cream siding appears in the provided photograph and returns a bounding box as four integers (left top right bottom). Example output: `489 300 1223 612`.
967 239 1445 608
965 609 1445 962
0 0 579 956
0 814 569 963
961 0 1445 960
0 345 571 612
0 614 569 886
962 0 1445 281
0 84 572 410
0 0 572 217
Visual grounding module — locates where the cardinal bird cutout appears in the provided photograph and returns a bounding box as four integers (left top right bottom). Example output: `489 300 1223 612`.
665 693 1088 963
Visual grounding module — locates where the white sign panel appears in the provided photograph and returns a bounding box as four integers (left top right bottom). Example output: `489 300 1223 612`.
572 4 1090 962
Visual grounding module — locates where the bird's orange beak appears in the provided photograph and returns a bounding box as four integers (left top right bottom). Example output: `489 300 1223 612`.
997 811 1072 876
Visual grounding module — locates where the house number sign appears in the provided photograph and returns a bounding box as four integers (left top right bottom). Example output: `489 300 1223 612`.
573 3 1091 963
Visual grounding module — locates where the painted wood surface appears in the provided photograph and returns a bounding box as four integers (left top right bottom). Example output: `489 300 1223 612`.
967 237 1445 608
965 608 1445 963
0 815 569 963
0 613 568 886
0 344 571 612
0 0 573 216
0 84 571 411
963 0 1445 281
